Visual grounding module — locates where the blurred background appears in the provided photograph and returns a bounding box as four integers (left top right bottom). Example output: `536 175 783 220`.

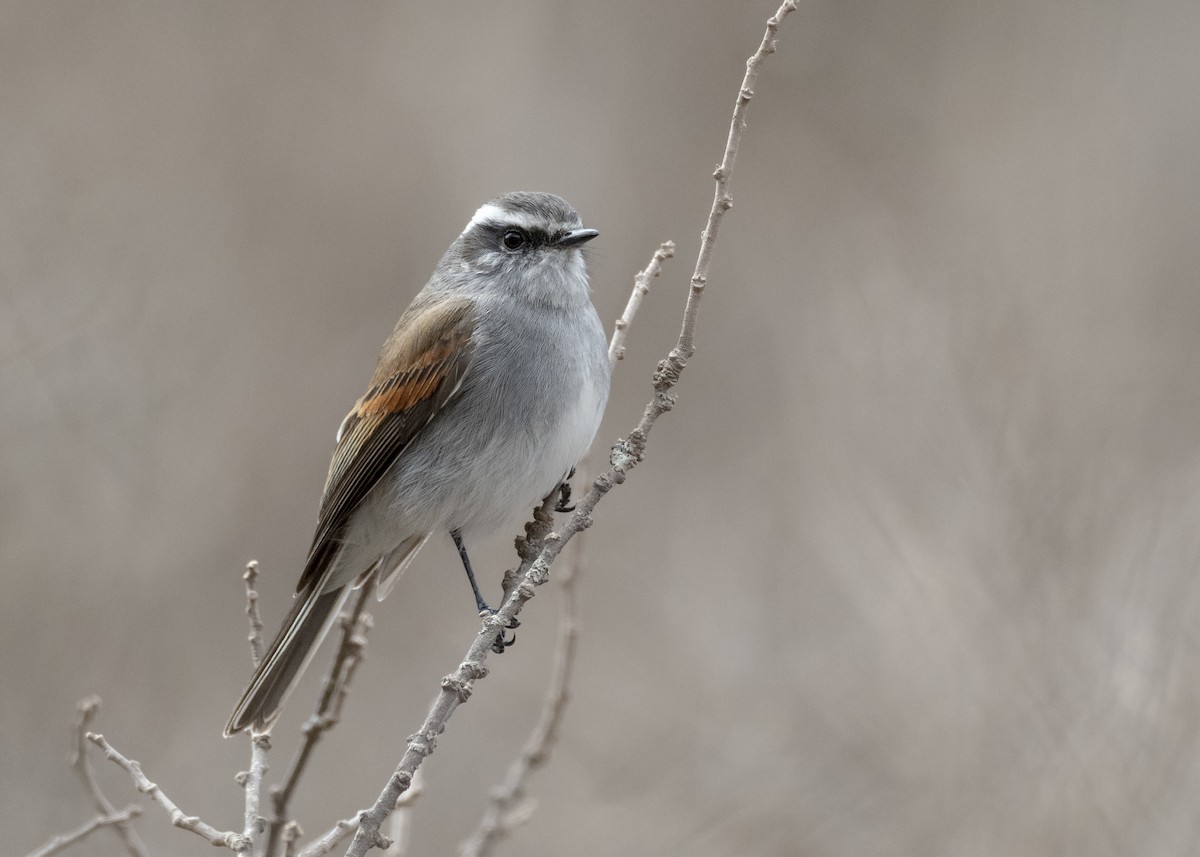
5 1 1200 854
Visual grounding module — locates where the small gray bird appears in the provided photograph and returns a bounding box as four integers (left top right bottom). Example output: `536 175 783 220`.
226 192 609 736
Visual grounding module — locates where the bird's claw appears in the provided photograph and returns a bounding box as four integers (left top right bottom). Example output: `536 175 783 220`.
491 629 517 654
554 480 575 513
485 611 519 654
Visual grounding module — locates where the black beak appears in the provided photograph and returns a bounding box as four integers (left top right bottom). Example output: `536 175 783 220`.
556 228 599 248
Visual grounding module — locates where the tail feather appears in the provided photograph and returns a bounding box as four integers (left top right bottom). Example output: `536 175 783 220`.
225 582 351 736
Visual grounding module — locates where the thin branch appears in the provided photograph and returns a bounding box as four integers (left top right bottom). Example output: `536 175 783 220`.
608 241 675 366
69 697 150 857
24 806 142 857
381 770 425 857
86 731 250 851
344 5 797 852
243 561 267 669
235 733 270 849
265 579 376 856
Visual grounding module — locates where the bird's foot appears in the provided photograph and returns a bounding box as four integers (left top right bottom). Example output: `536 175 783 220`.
491 628 517 654
479 607 520 654
554 479 575 513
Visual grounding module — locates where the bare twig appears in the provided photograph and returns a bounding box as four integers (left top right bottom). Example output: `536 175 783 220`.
265 579 376 855
609 241 675 366
236 733 270 849
24 806 142 857
381 770 425 857
243 561 267 669
344 4 797 853
69 697 150 857
282 821 304 857
86 731 249 851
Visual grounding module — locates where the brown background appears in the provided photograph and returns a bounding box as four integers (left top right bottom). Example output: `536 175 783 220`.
6 2 1200 855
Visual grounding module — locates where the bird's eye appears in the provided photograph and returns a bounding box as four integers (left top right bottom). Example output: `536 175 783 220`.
501 230 527 251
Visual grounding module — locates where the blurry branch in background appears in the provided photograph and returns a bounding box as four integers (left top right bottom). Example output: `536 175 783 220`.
459 240 675 857
64 697 150 857
281 821 303 857
380 769 425 857
347 2 798 854
23 805 142 857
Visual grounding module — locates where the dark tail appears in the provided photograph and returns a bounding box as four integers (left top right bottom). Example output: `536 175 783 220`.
225 582 350 736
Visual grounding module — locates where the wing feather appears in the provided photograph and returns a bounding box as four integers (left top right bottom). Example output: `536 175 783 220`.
297 296 477 593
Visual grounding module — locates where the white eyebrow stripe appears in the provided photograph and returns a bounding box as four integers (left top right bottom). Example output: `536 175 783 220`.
462 203 549 234
466 203 505 230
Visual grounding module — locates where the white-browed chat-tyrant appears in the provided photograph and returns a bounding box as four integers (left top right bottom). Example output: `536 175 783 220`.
226 192 609 736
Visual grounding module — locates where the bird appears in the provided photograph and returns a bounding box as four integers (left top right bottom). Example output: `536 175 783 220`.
225 192 609 736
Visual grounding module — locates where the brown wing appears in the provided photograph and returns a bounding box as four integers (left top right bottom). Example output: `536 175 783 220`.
297 296 477 593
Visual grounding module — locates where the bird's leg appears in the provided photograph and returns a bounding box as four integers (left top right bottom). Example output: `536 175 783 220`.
450 529 517 653
554 466 577 513
451 529 492 614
